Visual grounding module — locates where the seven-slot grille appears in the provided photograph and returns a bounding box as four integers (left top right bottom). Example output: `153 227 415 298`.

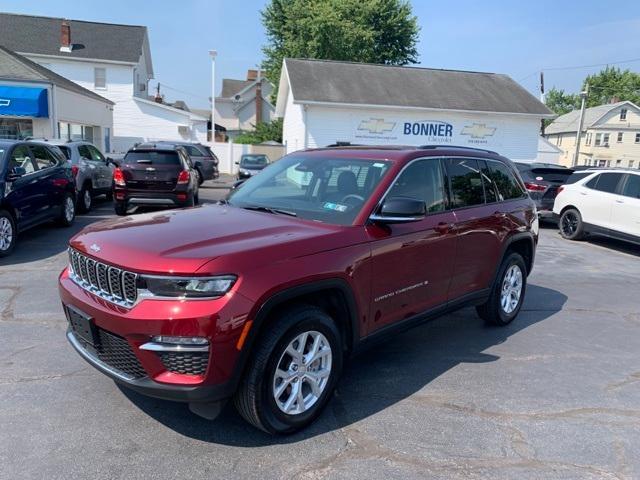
68 248 138 307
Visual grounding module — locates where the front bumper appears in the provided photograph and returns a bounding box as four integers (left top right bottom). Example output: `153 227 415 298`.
59 269 254 403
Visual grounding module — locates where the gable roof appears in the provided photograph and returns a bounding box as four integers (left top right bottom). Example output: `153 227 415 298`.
0 13 149 68
545 101 638 134
220 79 253 98
0 45 113 104
278 58 553 117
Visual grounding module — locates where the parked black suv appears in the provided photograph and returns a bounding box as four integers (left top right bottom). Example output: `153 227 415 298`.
155 141 219 185
113 143 199 216
0 140 76 257
515 162 573 219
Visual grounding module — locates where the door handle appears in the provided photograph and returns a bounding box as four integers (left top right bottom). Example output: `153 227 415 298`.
580 192 588 196
435 222 452 234
493 211 507 218
615 199 624 204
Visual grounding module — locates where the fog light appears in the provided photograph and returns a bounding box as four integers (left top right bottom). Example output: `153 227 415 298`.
139 336 209 352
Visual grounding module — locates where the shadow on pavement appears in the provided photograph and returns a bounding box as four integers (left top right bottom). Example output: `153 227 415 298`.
120 283 567 446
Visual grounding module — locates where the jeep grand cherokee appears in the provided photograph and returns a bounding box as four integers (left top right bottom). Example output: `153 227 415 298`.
59 145 538 434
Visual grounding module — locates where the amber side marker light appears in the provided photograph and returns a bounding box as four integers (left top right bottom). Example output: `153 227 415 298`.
236 320 253 350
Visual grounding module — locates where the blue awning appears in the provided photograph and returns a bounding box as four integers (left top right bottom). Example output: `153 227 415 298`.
0 85 49 118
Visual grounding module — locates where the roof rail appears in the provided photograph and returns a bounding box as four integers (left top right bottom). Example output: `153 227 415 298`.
418 145 498 155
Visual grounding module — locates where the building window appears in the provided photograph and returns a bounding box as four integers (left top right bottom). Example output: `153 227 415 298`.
636 133 640 144
629 160 635 168
617 132 624 143
595 133 602 146
0 118 33 139
585 133 591 145
557 135 562 146
603 133 610 146
59 122 96 144
94 67 106 89
620 108 627 121
616 159 622 167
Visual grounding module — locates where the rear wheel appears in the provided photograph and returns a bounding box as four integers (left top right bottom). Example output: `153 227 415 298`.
77 184 92 213
104 189 113 201
0 210 16 257
58 193 76 227
559 208 585 240
476 252 527 326
234 305 342 434
195 169 204 186
114 202 127 216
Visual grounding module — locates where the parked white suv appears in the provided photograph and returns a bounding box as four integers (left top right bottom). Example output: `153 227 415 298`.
553 169 640 245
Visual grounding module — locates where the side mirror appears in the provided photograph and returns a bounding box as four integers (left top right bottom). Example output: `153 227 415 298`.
107 157 120 167
370 196 426 223
7 166 27 181
234 161 240 165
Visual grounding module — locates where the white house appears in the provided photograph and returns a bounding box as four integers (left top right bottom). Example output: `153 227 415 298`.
215 69 275 138
276 59 555 160
0 13 207 153
0 46 113 149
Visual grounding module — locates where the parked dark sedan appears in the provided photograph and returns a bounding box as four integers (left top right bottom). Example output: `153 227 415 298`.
112 143 199 216
0 140 76 257
515 162 574 219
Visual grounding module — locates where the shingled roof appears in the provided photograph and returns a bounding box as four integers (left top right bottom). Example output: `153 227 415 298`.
280 58 553 117
0 13 150 71
0 45 113 105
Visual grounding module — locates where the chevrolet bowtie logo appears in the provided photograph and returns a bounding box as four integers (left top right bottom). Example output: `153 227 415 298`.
358 118 396 134
0 99 10 107
461 123 496 139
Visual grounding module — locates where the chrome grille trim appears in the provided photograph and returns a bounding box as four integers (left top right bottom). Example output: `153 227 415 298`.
68 248 138 308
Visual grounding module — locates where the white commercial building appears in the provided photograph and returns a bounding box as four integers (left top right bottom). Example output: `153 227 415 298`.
0 13 207 153
276 59 554 160
0 46 113 149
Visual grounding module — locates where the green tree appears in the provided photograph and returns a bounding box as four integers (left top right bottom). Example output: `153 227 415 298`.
582 66 640 107
261 0 420 94
234 118 283 144
545 88 580 116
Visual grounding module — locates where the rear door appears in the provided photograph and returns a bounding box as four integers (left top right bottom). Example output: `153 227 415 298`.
610 173 640 237
580 173 625 229
87 144 113 190
27 144 63 219
122 150 182 192
368 158 457 333
3 144 41 229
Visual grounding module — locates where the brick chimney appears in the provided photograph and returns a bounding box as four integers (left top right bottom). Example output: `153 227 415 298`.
255 77 263 124
246 69 258 81
610 96 620 104
60 20 72 52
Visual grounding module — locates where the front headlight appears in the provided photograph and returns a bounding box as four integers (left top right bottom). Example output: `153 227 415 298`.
240 169 250 175
139 275 236 299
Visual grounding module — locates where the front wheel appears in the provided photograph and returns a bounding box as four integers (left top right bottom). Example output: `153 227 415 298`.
559 208 585 240
0 210 17 257
476 252 527 326
58 193 76 227
77 185 92 213
234 305 343 434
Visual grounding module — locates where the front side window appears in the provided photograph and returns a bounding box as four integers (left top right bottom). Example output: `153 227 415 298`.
444 158 485 208
29 145 58 170
486 160 525 201
9 145 36 174
228 155 391 225
87 145 105 162
621 174 640 199
94 68 106 89
386 159 445 213
78 145 92 160
586 173 623 194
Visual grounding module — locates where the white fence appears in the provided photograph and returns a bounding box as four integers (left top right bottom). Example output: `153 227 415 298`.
205 141 287 174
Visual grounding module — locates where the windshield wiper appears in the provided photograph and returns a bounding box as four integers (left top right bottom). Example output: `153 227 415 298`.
242 205 297 217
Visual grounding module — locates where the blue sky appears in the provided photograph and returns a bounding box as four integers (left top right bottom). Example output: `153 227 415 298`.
2 0 639 108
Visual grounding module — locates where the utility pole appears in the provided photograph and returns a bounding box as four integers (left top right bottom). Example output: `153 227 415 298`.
540 71 546 135
209 50 218 142
573 84 589 167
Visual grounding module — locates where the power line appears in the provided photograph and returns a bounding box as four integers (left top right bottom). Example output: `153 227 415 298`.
518 56 640 82
159 83 210 102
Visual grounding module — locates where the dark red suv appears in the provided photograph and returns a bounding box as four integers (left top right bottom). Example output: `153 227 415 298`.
59 146 538 434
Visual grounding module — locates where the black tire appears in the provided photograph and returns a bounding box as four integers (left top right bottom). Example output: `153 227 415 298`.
114 202 127 216
194 191 199 205
195 169 204 186
58 192 76 227
105 189 113 202
234 305 343 434
559 208 585 240
77 184 92 213
476 252 527 326
0 210 17 258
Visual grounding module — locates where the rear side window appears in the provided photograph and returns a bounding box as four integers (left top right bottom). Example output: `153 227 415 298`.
124 151 180 165
30 145 58 170
58 146 72 160
487 160 525 201
586 173 624 193
479 160 498 203
445 158 485 208
565 172 592 184
620 174 640 199
184 145 203 157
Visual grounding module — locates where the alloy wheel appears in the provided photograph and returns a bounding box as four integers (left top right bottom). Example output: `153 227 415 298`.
0 217 13 251
65 197 75 222
272 331 332 415
83 190 92 210
561 212 578 236
500 265 523 314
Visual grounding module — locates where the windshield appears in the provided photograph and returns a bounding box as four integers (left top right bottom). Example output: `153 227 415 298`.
124 151 180 165
240 155 268 169
228 155 391 225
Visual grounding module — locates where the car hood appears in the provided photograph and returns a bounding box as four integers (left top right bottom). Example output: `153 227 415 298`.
69 205 356 274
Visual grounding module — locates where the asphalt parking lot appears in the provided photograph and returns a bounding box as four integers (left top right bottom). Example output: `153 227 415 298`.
1 186 639 480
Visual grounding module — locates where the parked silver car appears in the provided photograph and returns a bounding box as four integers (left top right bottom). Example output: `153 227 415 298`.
47 140 115 213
